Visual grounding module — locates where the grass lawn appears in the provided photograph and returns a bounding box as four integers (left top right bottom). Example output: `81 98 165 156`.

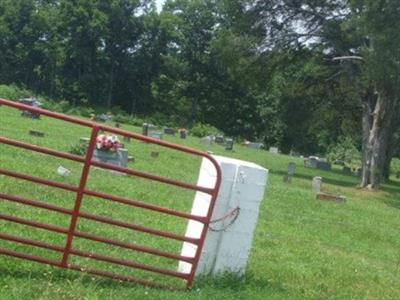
0 104 400 299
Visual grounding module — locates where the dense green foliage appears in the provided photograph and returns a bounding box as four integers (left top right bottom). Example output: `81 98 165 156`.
0 0 360 154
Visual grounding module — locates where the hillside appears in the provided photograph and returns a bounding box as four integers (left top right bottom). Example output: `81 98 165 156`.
0 104 399 299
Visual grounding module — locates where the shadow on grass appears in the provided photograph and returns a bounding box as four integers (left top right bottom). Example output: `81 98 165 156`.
0 265 191 291
0 266 283 294
195 271 286 293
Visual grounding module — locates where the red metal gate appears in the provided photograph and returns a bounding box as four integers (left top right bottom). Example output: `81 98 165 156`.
0 98 221 289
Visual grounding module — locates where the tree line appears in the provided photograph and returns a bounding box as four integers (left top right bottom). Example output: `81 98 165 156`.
0 0 399 188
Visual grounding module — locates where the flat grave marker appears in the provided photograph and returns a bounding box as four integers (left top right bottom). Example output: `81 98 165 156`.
29 130 45 137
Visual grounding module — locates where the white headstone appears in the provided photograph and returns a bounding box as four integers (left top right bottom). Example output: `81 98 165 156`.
201 136 214 145
312 176 322 193
269 147 279 154
178 155 268 276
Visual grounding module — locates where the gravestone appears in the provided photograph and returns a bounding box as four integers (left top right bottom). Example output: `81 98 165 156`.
290 150 300 157
118 148 129 167
284 162 296 184
269 147 279 154
225 138 233 151
179 155 268 276
164 128 176 135
317 192 346 203
179 130 187 139
143 123 158 137
342 166 352 175
316 161 332 171
29 130 44 137
20 97 42 119
93 148 129 168
150 132 163 140
304 157 319 168
142 123 149 136
312 176 322 193
247 142 264 150
57 165 71 177
288 162 296 176
201 136 213 145
215 136 225 144
97 114 110 123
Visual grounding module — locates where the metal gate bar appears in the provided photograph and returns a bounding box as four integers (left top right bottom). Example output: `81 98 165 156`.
0 98 222 289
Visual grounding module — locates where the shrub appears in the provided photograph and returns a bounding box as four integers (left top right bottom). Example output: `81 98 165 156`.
327 137 361 168
0 84 29 100
42 100 71 113
190 123 223 137
66 106 95 117
392 158 400 175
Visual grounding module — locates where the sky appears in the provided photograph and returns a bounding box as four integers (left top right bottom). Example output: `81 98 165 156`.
156 0 165 13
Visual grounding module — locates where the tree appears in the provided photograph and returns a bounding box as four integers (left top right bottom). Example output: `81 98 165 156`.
251 0 400 188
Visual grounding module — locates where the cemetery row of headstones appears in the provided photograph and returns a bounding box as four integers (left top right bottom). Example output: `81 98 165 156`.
142 123 188 139
304 156 332 171
200 135 234 151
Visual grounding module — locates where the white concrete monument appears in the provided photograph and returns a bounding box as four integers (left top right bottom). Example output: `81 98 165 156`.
312 176 323 193
178 155 268 276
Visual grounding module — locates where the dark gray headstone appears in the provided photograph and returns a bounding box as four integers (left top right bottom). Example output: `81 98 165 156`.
288 162 296 176
305 157 318 168
225 138 234 151
316 161 332 171
142 123 149 136
342 166 352 175
20 97 42 119
215 136 225 144
93 148 128 168
164 128 176 135
29 130 44 137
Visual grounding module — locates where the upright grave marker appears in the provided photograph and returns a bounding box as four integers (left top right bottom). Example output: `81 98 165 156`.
284 162 296 183
312 176 322 193
179 156 268 276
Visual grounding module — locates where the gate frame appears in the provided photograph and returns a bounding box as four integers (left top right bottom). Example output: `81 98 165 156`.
0 98 221 289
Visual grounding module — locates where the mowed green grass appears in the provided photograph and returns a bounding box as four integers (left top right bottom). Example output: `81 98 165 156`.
0 105 399 299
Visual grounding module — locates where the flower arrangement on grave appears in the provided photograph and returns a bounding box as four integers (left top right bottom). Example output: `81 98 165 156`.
96 134 122 152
